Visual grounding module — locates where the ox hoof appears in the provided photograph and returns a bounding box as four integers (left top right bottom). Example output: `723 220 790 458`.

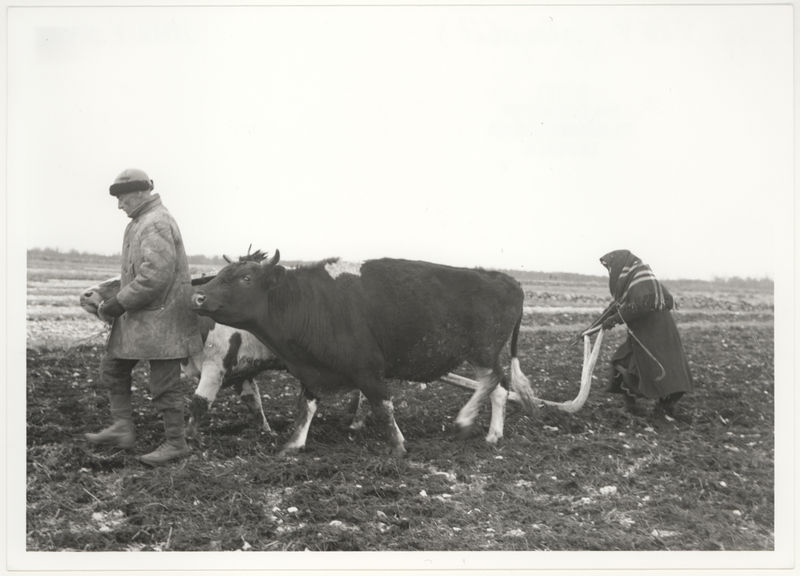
455 422 478 440
258 420 277 436
278 445 303 458
390 446 408 458
484 433 503 445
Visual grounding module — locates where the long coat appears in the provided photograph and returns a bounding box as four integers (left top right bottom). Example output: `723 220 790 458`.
107 194 202 360
600 249 692 399
609 310 693 399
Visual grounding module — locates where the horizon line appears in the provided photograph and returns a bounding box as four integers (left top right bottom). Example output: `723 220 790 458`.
25 246 775 284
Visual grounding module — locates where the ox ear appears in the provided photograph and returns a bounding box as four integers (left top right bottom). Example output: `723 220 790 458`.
260 249 283 289
263 264 286 289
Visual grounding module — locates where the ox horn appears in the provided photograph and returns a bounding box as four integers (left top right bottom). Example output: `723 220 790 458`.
223 254 232 263
265 249 280 267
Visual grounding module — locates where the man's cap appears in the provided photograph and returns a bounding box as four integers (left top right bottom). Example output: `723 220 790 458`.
109 168 154 196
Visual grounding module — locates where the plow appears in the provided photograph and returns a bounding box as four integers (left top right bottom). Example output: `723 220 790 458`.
439 329 605 413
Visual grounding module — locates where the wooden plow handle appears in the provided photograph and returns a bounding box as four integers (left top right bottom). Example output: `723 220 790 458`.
534 329 604 413
439 330 605 413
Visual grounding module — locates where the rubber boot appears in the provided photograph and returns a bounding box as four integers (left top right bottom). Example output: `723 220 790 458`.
139 410 190 466
85 393 135 448
85 420 135 448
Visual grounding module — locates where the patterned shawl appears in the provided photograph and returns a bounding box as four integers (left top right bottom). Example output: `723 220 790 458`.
599 250 674 315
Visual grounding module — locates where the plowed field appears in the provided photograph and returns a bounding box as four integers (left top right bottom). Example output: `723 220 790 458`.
24 253 775 556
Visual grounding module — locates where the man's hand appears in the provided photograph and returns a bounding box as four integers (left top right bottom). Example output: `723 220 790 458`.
98 296 125 323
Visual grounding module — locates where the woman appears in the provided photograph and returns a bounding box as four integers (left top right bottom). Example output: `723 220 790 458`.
599 249 693 421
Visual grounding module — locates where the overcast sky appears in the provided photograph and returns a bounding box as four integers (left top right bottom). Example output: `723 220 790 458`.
7 3 794 280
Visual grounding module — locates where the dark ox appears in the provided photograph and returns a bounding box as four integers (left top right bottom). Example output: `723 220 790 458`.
79 276 289 437
191 250 539 456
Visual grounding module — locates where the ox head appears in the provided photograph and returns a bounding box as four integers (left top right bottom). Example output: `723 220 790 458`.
80 277 121 321
191 249 284 328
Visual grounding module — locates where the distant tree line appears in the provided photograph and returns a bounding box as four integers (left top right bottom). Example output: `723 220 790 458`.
26 249 775 287
28 247 120 264
651 276 773 292
708 276 774 289
28 247 227 266
503 269 607 285
186 254 228 265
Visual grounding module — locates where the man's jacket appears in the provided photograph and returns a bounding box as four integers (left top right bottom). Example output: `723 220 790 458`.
107 194 202 359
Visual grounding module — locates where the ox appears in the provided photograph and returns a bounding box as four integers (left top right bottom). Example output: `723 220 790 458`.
80 276 287 437
191 250 540 456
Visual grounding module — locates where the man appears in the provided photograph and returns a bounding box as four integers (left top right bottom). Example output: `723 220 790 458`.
599 249 693 422
85 168 202 465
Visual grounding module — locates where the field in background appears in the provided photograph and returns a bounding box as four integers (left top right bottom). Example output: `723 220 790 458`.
26 249 773 349
25 251 775 552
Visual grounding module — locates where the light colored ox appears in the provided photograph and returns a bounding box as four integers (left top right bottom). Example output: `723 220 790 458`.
80 277 280 438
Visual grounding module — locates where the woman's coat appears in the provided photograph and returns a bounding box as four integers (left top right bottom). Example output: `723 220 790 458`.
601 249 693 399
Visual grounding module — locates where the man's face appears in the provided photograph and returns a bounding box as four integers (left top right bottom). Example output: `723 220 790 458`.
117 191 150 216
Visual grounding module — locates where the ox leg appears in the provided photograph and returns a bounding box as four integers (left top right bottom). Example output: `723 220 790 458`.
240 379 274 435
363 393 406 457
347 391 370 431
454 367 501 440
486 383 510 444
279 388 318 456
186 367 224 439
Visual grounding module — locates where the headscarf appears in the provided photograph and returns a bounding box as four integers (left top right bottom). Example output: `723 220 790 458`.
600 249 674 314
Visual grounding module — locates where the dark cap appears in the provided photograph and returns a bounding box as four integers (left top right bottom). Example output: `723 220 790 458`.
109 168 154 196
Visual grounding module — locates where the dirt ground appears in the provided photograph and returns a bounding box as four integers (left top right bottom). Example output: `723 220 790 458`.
25 254 775 552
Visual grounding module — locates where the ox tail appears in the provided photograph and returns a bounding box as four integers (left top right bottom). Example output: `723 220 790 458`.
508 313 540 416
